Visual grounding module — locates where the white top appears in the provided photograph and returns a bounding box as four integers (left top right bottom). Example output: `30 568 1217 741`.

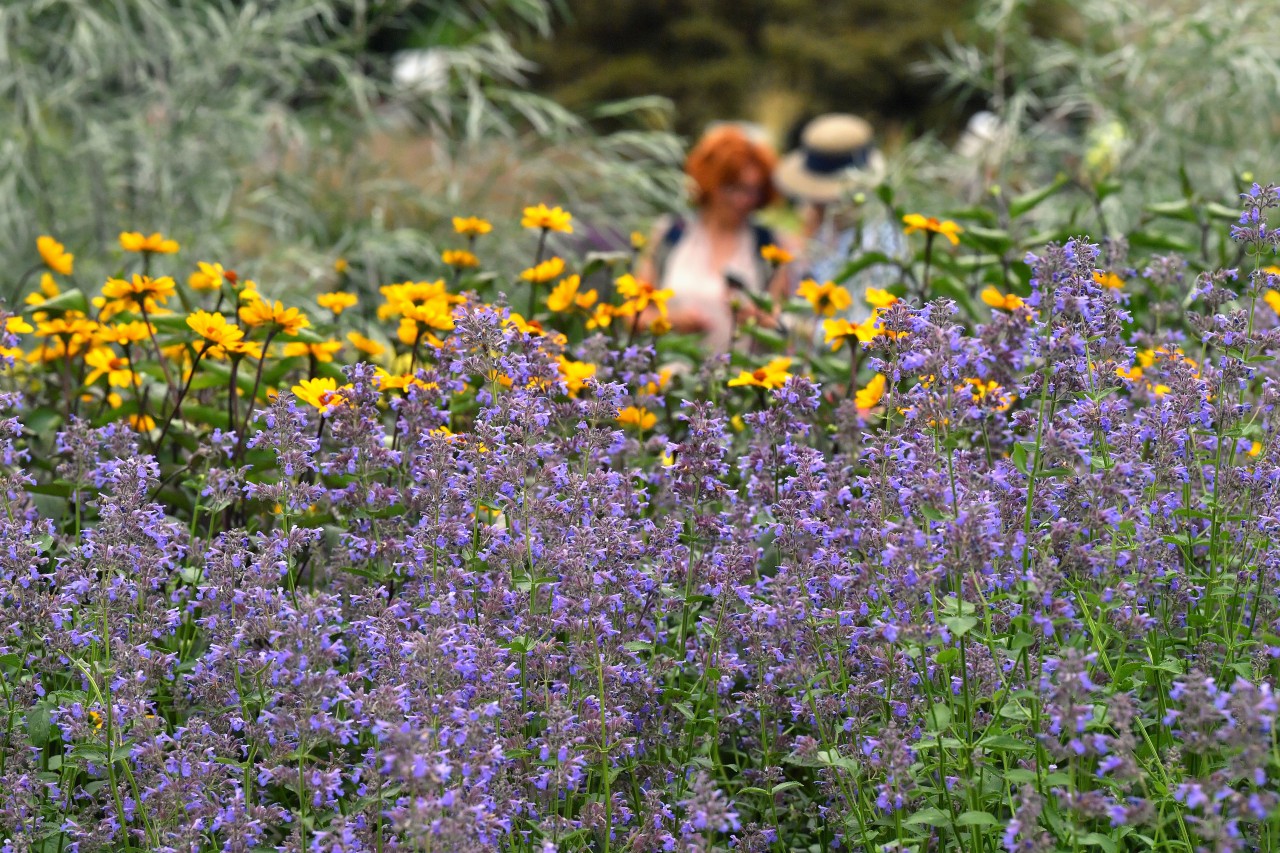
660 218 763 353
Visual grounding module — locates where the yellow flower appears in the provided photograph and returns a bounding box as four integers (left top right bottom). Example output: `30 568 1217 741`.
1264 289 1280 316
547 275 597 313
902 214 963 246
188 262 225 291
129 413 157 432
1115 364 1143 382
453 216 493 237
292 377 350 414
119 231 179 254
26 273 61 318
334 257 349 274
283 340 343 363
442 249 480 269
586 303 614 330
238 300 310 336
400 299 455 332
558 357 596 396
855 373 887 410
630 231 647 250
797 279 853 317
505 312 545 337
101 274 177 310
865 287 898 309
1248 441 1263 458
5 316 33 335
186 310 244 349
956 377 1014 411
615 274 674 318
347 330 385 358
37 236 74 275
730 415 745 432
520 256 566 284
823 318 858 351
760 244 794 265
980 285 1024 311
728 357 793 389
1150 383 1170 398
521 204 573 234
1093 270 1125 289
617 405 656 431
317 291 358 315
84 347 137 388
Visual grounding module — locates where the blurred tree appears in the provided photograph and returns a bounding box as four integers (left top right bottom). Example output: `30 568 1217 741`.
522 0 977 141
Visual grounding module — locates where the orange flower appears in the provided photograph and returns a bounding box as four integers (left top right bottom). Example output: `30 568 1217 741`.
521 204 573 234
902 214 963 246
37 236 74 275
119 231 179 254
452 216 493 237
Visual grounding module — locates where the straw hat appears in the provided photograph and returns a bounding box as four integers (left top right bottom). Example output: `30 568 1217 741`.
774 113 887 203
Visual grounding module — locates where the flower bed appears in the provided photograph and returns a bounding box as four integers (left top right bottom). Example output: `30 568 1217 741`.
3 192 1280 852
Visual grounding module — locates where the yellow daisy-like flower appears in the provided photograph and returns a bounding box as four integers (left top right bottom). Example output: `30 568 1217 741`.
37 236 74 275
865 287 898 309
1115 364 1143 382
855 373 887 410
728 357 794 390
186 310 244 348
292 377 351 414
441 249 479 269
822 318 859 351
238 300 310 336
980 285 1025 311
521 204 573 234
1093 270 1125 289
797 279 853 317
1248 441 1263 458
129 414 157 432
520 256 566 285
5 316 33 335
616 405 656 431
505 312 545 337
630 231 647 250
1263 289 1280 316
760 244 794 265
615 274 674 318
119 231 180 254
334 257 349 274
84 347 138 388
957 377 1014 411
283 340 343 363
317 291 358 315
558 357 596 396
96 320 153 346
547 275 597 314
902 214 963 246
101 274 177 310
453 216 493 237
347 331 385 358
586 302 614 330
188 262 225 291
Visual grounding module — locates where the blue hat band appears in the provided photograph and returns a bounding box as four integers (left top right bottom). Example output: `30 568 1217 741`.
804 145 872 174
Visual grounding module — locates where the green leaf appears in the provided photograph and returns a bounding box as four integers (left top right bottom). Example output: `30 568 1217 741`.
1079 832 1119 853
904 807 952 828
956 810 1000 827
942 615 978 638
925 703 951 732
834 251 898 284
23 288 88 315
1009 174 1069 219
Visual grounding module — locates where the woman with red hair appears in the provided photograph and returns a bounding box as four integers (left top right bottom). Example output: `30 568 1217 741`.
639 124 789 352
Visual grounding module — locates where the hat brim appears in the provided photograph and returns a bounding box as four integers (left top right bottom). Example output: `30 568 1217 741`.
774 149 887 203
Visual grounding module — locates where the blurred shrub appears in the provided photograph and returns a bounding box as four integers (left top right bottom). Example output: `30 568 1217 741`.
0 0 683 299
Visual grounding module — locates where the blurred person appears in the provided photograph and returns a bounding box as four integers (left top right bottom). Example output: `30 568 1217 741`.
637 124 792 353
775 113 905 329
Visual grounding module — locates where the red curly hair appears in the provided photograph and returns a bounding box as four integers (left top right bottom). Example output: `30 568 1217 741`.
685 125 780 209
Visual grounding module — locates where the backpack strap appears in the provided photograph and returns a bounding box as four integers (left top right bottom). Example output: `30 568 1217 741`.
652 215 686 286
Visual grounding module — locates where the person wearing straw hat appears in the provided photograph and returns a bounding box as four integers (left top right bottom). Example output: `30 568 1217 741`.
775 113 905 327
